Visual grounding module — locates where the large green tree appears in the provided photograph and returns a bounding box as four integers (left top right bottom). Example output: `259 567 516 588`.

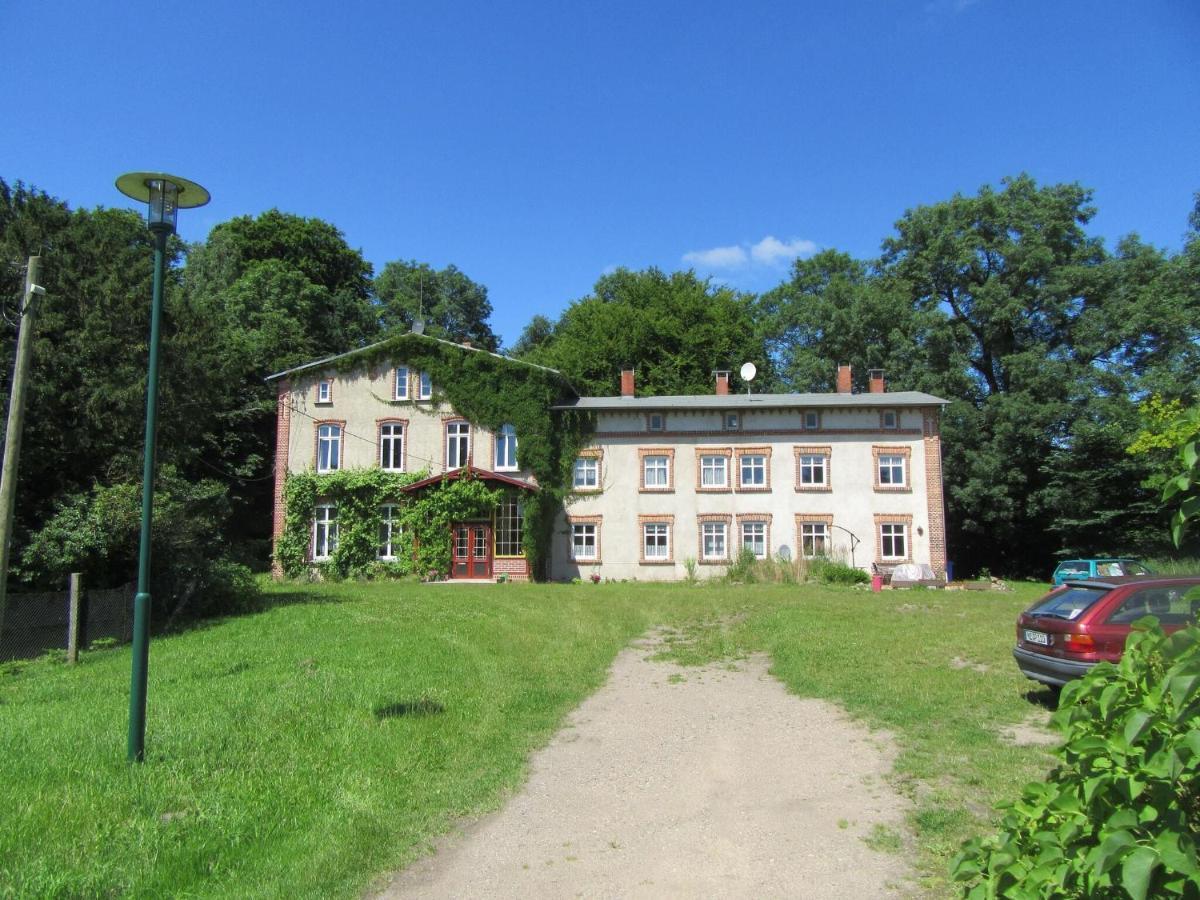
522 267 768 396
375 260 498 351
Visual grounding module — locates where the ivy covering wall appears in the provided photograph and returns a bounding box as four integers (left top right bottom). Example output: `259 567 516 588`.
276 334 592 580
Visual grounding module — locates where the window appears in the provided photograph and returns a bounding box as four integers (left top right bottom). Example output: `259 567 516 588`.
739 454 767 489
724 412 740 431
394 367 409 400
378 505 400 560
700 455 728 488
573 456 599 489
446 421 470 469
379 422 405 472
881 410 898 429
316 379 332 403
317 423 342 473
494 424 518 471
643 523 670 560
495 497 524 556
313 504 338 560
643 455 669 488
647 413 665 432
801 522 828 559
878 454 906 487
880 523 907 560
741 521 766 559
795 447 830 489
418 371 432 400
571 523 597 561
802 410 820 430
701 521 727 561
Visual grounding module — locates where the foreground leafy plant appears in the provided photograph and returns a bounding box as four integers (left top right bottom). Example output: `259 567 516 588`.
952 620 1200 899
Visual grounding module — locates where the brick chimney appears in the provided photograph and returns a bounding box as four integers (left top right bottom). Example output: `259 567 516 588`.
714 371 731 395
620 368 636 398
836 364 852 394
868 369 885 394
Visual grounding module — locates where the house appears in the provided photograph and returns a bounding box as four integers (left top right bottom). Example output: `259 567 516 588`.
268 336 949 582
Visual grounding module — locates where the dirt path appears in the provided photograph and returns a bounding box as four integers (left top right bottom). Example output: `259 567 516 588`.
373 634 912 899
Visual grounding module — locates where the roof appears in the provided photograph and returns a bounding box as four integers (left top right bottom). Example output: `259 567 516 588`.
399 465 539 494
265 331 565 382
552 391 948 412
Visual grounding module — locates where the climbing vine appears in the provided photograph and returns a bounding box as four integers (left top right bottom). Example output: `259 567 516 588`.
277 334 594 580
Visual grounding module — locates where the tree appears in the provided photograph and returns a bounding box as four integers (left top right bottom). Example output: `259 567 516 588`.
523 267 768 396
375 260 498 351
509 314 555 358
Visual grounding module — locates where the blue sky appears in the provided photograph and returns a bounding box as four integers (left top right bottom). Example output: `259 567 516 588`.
4 0 1197 348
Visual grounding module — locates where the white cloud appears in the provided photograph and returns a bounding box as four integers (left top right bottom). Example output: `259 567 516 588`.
682 244 749 268
749 236 818 265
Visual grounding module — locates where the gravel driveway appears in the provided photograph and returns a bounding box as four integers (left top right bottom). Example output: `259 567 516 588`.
374 633 911 899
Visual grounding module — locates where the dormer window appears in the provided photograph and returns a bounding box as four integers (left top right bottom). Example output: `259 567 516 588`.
647 413 665 432
316 379 333 404
394 367 409 400
418 371 432 400
724 412 740 431
881 410 898 429
802 410 820 430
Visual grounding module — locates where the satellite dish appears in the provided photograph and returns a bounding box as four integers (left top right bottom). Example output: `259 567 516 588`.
412 316 426 335
740 362 757 382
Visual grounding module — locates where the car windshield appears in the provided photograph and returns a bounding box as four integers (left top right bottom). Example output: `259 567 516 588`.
1123 562 1150 575
1027 586 1110 621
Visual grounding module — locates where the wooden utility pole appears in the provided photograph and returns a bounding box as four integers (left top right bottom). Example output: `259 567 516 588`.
67 573 83 664
0 256 43 633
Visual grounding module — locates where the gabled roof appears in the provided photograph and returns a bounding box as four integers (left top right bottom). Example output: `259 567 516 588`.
264 331 565 382
400 465 539 494
552 390 948 411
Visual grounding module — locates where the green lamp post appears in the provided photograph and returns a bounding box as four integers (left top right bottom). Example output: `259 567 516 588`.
115 172 210 763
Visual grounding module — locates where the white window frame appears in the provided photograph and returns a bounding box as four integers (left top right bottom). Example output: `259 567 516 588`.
394 367 409 400
643 455 669 488
700 455 728 488
798 454 827 487
316 379 332 403
446 421 470 469
378 505 400 560
571 523 597 561
801 522 828 559
317 424 341 473
880 523 908 560
313 504 338 560
740 454 766 488
495 498 524 556
494 424 518 471
643 523 670 560
741 521 766 559
573 456 598 489
878 454 906 487
379 422 404 472
701 522 727 561
418 371 432 400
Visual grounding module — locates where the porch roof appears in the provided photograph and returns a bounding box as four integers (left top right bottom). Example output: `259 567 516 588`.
399 465 539 494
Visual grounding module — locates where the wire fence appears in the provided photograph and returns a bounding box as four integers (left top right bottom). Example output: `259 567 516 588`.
0 581 134 663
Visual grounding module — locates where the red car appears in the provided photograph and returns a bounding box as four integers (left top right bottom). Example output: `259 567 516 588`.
1013 576 1200 687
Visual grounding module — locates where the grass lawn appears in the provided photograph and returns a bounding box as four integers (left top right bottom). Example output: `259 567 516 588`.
1 579 1053 898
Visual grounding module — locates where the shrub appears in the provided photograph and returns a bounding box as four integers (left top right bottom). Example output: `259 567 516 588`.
952 619 1200 899
809 557 869 585
725 547 759 584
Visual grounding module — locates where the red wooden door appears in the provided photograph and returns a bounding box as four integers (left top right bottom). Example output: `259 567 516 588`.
470 524 492 578
452 525 470 578
451 523 492 578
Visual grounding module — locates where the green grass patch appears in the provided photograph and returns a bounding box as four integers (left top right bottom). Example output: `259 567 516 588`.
2 579 1054 898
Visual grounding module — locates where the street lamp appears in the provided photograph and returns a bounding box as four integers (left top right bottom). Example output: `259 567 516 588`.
115 172 210 763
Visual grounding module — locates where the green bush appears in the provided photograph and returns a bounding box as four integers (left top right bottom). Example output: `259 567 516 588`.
952 619 1200 899
809 557 869 585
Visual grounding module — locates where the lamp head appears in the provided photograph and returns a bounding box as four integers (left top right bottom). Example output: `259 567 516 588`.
116 172 210 235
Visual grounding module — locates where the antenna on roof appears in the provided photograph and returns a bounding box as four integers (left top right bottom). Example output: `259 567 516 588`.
413 271 426 335
739 361 757 396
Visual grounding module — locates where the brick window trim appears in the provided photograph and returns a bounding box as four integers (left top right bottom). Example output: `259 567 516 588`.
734 446 773 492
442 416 472 470
313 419 347 472
697 513 733 564
376 417 409 472
568 514 603 564
315 378 334 405
793 445 833 493
638 514 675 565
695 447 733 492
572 449 604 493
638 447 676 493
736 514 772 559
872 445 913 493
874 513 915 564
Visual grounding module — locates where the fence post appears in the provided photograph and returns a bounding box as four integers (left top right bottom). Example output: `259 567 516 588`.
67 573 82 664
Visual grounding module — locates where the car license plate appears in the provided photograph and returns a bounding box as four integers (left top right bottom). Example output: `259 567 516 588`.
1024 629 1050 646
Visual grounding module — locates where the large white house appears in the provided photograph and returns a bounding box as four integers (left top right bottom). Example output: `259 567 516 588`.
269 336 948 582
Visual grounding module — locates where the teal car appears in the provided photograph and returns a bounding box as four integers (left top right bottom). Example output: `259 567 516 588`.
1051 558 1151 586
